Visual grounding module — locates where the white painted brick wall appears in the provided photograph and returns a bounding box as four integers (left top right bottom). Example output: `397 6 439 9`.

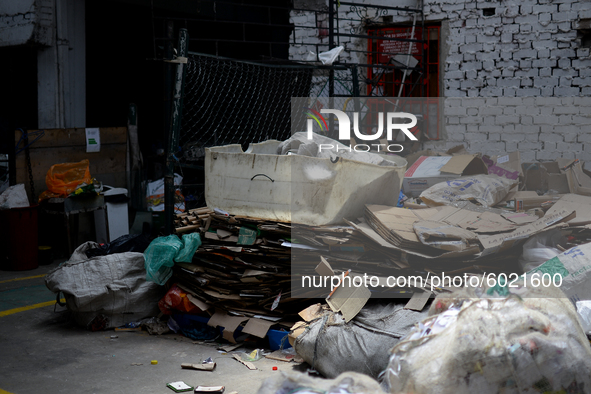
421 97 591 160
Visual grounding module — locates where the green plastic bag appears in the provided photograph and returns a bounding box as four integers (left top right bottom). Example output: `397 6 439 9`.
144 235 183 285
144 233 202 285
176 233 202 263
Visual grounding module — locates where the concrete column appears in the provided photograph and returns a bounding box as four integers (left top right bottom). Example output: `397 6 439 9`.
37 0 85 128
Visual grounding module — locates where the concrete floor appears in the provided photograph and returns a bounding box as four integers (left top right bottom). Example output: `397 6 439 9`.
0 262 308 394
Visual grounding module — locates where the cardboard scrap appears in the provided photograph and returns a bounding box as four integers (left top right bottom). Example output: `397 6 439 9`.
326 278 371 323
217 229 233 238
501 212 538 225
264 349 304 363
187 294 210 311
430 205 517 234
364 205 440 248
440 154 482 175
413 220 479 252
402 155 488 197
298 303 326 322
242 269 269 277
546 194 591 226
351 212 479 260
181 362 216 371
288 321 308 347
207 310 249 343
404 291 432 311
232 354 257 370
219 343 242 352
478 208 576 255
522 161 570 194
242 317 275 338
563 159 591 197
315 256 335 277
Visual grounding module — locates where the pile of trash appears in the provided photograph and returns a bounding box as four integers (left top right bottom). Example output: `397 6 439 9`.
41 131 591 391
260 283 591 394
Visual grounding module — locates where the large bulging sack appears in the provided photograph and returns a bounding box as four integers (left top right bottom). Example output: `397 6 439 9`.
293 302 428 379
528 241 591 305
384 285 591 394
45 242 163 329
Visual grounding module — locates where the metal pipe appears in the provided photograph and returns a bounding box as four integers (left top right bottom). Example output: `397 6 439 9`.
396 13 417 107
165 28 189 235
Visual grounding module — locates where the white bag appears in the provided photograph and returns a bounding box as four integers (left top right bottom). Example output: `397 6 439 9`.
0 184 29 210
384 285 591 394
528 241 591 304
518 229 565 272
420 174 516 207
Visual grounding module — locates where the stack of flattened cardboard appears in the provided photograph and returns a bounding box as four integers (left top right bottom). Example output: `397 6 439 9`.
170 209 401 339
173 213 294 312
363 205 443 255
360 203 575 263
169 200 577 338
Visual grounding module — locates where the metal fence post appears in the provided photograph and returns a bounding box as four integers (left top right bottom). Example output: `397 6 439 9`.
165 28 189 235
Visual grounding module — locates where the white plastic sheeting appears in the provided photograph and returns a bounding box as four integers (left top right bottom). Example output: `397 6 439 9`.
384 285 591 394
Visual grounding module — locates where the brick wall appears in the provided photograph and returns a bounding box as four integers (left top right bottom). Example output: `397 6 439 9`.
427 97 591 161
290 0 591 160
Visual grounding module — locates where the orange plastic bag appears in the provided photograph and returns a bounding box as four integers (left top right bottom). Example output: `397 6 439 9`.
38 160 92 201
158 284 205 315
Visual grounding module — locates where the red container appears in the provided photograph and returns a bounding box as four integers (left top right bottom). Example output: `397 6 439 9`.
0 205 39 271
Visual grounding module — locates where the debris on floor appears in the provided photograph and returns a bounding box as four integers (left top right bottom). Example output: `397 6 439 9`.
181 358 216 371
264 349 302 363
194 386 225 394
166 381 193 393
232 354 257 370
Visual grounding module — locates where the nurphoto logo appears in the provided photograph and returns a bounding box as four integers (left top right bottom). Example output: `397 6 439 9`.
304 107 418 153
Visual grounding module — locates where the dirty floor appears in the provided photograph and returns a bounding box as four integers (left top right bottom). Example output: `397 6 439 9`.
0 263 307 394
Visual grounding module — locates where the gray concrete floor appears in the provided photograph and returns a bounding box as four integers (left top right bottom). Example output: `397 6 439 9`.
0 262 308 394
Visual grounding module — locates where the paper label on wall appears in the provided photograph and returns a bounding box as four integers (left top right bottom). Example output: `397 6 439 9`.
85 128 101 152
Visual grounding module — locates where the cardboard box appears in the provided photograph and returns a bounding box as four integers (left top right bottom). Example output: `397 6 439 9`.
522 161 570 194
483 151 522 181
402 155 488 197
562 159 591 197
521 159 591 196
